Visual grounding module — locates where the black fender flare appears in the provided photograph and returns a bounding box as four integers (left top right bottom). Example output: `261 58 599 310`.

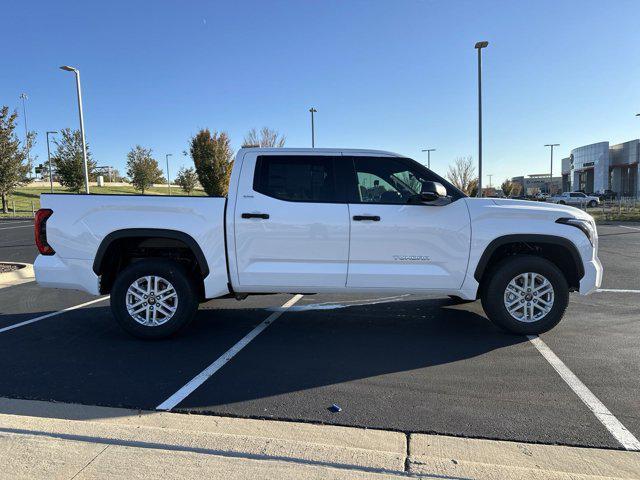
92 228 209 277
473 234 584 282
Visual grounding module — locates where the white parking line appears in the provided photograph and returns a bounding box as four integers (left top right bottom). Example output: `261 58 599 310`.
528 335 640 451
596 288 640 294
156 294 304 411
0 296 109 334
617 225 640 231
0 225 33 231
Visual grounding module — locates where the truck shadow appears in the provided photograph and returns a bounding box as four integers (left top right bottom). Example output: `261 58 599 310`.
178 296 529 410
0 296 528 417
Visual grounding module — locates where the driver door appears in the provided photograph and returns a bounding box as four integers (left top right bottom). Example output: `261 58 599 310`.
345 156 471 290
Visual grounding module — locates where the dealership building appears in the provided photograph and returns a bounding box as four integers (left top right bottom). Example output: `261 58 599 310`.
511 174 562 195
561 139 639 197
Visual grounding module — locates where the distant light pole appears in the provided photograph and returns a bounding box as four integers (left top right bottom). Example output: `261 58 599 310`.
46 131 58 193
309 107 317 148
19 93 30 177
60 65 90 194
475 41 489 197
165 154 173 195
545 143 560 193
487 174 493 188
421 148 436 169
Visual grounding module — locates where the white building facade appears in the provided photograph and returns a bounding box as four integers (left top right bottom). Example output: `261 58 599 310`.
562 140 639 197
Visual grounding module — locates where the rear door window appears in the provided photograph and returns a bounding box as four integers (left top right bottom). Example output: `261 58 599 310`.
253 155 339 203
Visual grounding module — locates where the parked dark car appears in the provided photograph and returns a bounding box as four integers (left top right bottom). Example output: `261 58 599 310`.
598 190 617 201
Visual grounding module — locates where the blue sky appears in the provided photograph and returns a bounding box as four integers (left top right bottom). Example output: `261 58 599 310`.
4 0 640 183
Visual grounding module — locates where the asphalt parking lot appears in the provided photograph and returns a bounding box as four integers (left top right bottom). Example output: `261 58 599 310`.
0 218 639 451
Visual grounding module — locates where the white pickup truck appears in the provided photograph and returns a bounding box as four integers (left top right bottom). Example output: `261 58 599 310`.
34 148 602 338
550 191 600 208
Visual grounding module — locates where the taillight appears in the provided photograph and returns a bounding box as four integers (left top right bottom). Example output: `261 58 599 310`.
34 209 55 255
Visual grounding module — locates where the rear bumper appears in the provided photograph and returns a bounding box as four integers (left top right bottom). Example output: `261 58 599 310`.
579 256 603 295
34 254 100 295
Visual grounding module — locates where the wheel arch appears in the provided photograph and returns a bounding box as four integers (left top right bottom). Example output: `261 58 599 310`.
93 228 209 295
474 234 584 293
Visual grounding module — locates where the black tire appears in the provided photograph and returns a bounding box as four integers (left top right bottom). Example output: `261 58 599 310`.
448 295 475 304
588 200 597 208
111 259 198 339
480 255 569 335
558 200 566 205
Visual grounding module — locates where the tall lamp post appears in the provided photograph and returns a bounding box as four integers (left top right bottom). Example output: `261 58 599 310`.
474 41 489 197
19 93 30 177
60 65 90 194
165 154 173 195
545 143 559 194
46 131 58 193
421 148 436 169
309 107 317 148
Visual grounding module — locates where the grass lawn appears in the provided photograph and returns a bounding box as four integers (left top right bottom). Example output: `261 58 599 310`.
1 185 206 218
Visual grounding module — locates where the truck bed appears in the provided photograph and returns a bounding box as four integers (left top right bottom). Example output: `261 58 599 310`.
36 194 230 298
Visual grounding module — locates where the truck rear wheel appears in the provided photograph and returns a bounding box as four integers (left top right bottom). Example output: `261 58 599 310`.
481 255 569 335
111 259 198 339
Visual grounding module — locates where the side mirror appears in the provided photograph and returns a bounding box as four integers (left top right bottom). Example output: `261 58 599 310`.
421 181 447 201
408 182 449 205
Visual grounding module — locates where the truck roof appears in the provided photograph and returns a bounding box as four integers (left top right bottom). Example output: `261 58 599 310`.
237 147 403 157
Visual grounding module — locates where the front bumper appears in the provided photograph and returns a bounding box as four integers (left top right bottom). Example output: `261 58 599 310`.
579 256 603 295
34 254 100 295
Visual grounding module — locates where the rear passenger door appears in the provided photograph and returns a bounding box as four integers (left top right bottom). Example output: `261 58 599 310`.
233 154 350 290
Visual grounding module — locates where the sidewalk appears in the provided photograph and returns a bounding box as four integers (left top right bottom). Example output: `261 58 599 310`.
0 397 637 479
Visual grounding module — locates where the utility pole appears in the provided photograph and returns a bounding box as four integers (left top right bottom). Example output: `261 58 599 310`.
309 107 317 148
60 66 90 194
421 148 436 169
487 174 493 188
166 154 173 195
545 143 559 193
474 41 489 197
46 131 58 193
19 93 30 177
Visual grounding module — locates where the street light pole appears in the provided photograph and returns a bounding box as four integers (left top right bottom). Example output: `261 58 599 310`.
46 131 58 193
60 66 90 194
309 107 317 148
487 174 493 188
545 143 560 193
421 148 436 170
475 41 489 197
166 154 173 195
19 93 30 177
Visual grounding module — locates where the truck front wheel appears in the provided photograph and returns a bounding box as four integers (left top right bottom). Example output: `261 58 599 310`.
111 259 198 339
481 255 569 335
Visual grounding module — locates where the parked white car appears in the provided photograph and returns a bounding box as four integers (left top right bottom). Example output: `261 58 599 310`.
34 148 602 338
550 191 600 208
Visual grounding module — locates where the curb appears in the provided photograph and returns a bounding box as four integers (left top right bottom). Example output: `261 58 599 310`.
0 262 35 289
0 398 638 479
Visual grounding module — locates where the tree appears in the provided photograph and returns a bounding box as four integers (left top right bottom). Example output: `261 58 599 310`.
242 127 285 148
175 166 198 195
126 145 164 194
52 128 96 192
501 178 514 197
190 129 234 197
0 106 31 213
446 156 477 196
